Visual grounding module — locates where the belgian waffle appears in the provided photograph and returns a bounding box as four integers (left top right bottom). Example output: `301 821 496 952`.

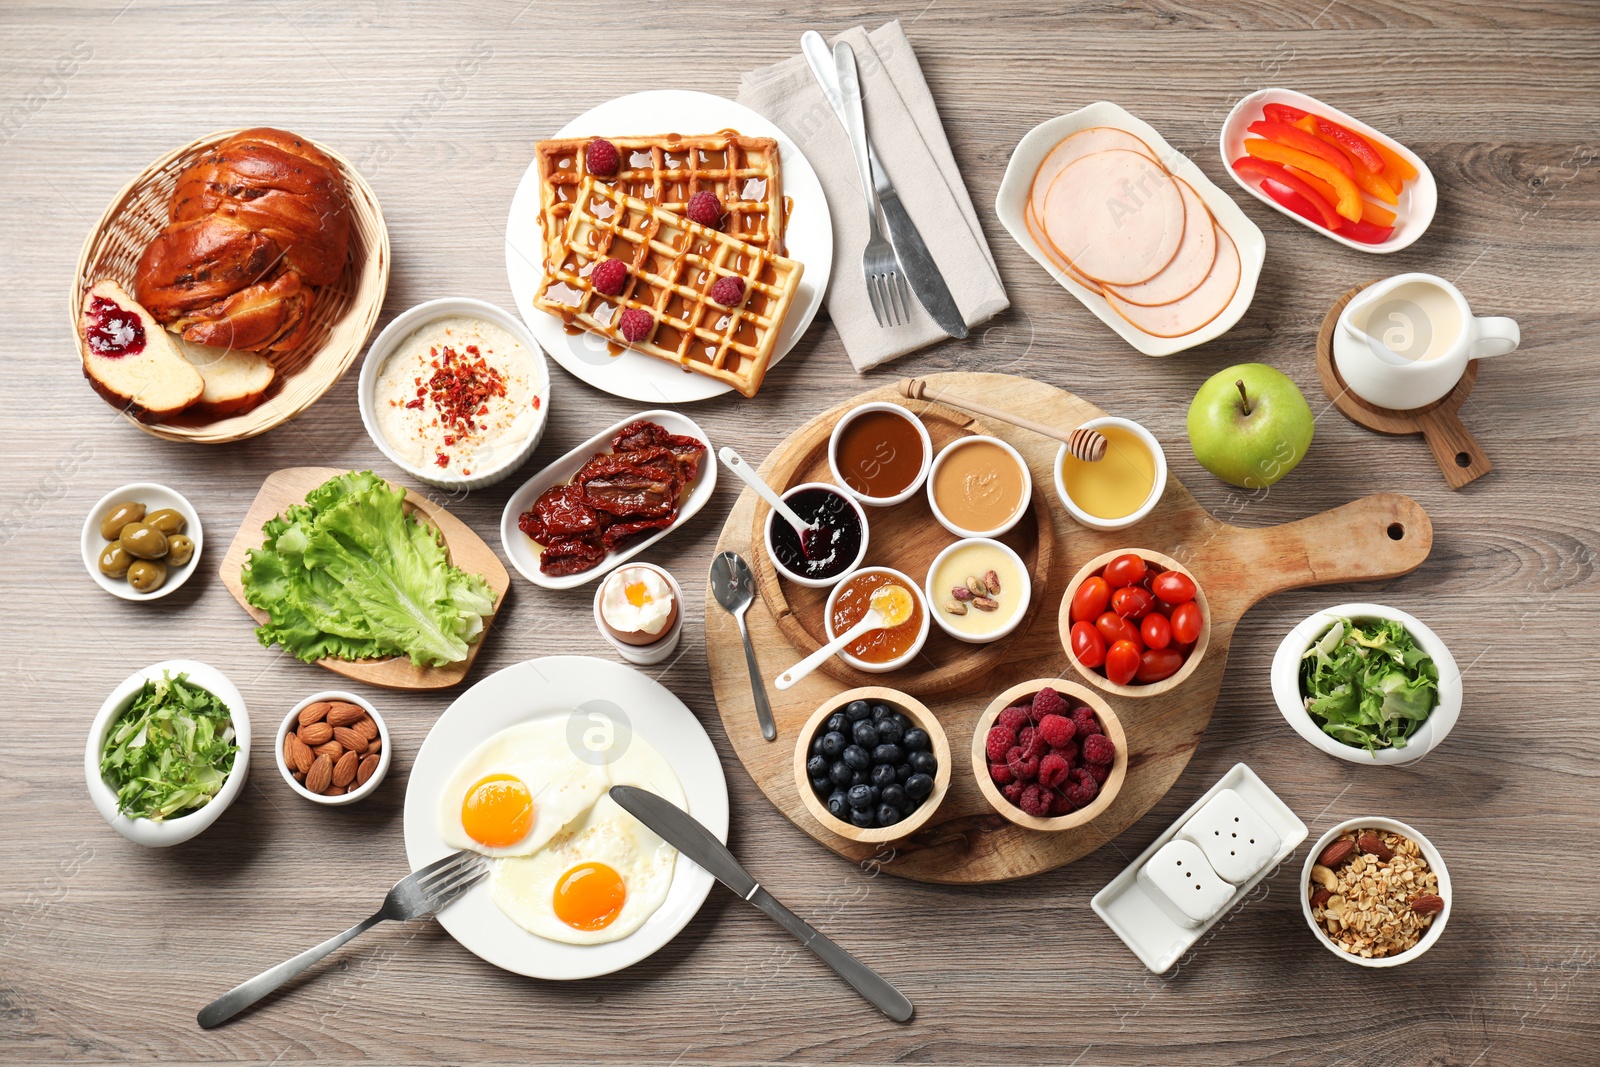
534 132 785 268
534 177 804 399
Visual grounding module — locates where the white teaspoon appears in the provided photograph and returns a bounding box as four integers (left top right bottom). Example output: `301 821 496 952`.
775 584 912 690
718 447 817 545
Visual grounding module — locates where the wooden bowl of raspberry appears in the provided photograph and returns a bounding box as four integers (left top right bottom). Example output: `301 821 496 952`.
970 679 1127 831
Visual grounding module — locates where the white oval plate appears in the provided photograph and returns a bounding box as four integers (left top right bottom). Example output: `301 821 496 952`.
499 409 715 590
81 482 203 601
1220 88 1436 254
994 101 1266 357
403 657 729 980
506 89 833 403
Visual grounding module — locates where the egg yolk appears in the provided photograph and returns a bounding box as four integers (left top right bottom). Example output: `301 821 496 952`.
460 774 534 848
625 580 652 607
552 861 627 930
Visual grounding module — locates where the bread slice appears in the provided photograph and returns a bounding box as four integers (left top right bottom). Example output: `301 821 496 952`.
175 337 276 417
80 280 204 421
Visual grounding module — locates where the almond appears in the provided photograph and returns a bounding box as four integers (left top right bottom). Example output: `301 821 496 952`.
367 737 381 753
327 702 365 728
299 721 333 746
357 753 380 786
1409 893 1445 915
1357 832 1394 861
1310 887 1331 908
314 740 344 760
284 731 315 774
305 754 333 794
351 715 378 741
332 749 358 788
298 701 332 727
332 726 368 754
293 770 305 782
1318 839 1356 867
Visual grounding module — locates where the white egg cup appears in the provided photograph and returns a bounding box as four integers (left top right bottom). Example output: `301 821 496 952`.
592 565 685 667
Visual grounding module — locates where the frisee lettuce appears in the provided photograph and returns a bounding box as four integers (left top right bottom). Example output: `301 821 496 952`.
99 672 238 820
1299 616 1438 751
242 471 495 666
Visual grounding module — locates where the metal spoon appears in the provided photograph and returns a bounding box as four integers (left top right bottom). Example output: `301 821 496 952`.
709 551 777 741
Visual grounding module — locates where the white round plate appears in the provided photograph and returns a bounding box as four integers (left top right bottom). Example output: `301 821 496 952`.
505 89 833 403
402 656 729 979
81 482 203 601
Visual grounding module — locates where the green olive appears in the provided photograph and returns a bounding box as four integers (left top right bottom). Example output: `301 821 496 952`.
164 534 195 567
118 522 168 560
126 559 167 593
99 501 146 541
98 543 132 578
144 508 187 536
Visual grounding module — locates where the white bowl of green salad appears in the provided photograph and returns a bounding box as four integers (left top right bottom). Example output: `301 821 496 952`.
1271 604 1460 766
85 660 249 846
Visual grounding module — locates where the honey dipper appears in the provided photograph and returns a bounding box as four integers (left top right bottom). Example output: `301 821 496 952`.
898 378 1107 461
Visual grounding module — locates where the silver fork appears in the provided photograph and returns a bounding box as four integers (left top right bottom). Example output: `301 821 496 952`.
835 40 911 327
197 850 488 1028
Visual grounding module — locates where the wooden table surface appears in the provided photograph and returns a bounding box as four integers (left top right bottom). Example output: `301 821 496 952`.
3 2 1596 1064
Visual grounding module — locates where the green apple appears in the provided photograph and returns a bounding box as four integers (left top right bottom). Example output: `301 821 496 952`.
1186 363 1313 489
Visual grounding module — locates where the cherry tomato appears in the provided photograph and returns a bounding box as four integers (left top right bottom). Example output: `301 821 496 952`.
1095 611 1143 651
1102 553 1147 590
1111 585 1155 620
1070 576 1111 623
1151 569 1197 605
1170 600 1204 644
1173 639 1196 656
1136 647 1186 683
1141 612 1172 650
1105 640 1142 686
1070 621 1106 668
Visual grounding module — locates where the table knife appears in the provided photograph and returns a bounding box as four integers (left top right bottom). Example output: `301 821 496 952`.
609 785 914 1022
800 30 969 339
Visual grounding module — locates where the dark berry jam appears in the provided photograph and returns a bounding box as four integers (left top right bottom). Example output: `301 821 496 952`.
770 486 862 581
84 296 145 358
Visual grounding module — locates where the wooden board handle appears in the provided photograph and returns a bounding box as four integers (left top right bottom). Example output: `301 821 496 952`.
1417 408 1493 488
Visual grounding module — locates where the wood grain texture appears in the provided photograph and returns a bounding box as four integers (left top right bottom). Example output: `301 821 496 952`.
2 1 1599 1065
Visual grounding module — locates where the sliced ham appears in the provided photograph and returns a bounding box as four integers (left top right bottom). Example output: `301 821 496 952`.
1104 178 1216 307
1024 201 1103 295
1104 228 1241 338
1029 126 1159 223
1041 149 1186 287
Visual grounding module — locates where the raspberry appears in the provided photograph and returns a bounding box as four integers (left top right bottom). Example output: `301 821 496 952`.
988 761 1015 786
1005 746 1039 783
1064 767 1099 807
1050 791 1076 816
1019 728 1047 761
1019 784 1053 817
997 706 1030 732
1086 760 1111 784
1083 733 1116 765
1038 714 1076 748
585 137 620 178
708 275 746 307
589 258 628 297
618 308 655 342
1051 741 1080 767
1072 707 1102 738
984 725 1016 763
1033 686 1070 718
1038 752 1070 789
686 190 724 228
1002 781 1026 806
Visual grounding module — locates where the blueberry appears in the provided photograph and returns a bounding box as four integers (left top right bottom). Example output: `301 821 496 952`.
881 783 907 807
910 750 937 775
827 790 849 818
852 720 880 747
876 803 901 826
850 807 875 828
811 734 825 755
893 712 912 732
896 762 913 782
821 731 847 758
847 784 874 810
850 768 871 786
826 712 849 734
872 743 904 766
903 727 930 752
871 703 894 722
829 761 853 787
807 754 829 779
845 700 872 722
867 784 883 806
871 763 897 787
905 772 934 800
898 794 919 814
842 744 870 770
876 718 905 745
811 775 832 793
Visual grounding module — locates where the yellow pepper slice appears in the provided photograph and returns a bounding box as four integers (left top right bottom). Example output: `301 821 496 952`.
1243 139 1364 221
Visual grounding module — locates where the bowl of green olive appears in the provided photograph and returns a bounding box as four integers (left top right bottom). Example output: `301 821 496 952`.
81 483 202 600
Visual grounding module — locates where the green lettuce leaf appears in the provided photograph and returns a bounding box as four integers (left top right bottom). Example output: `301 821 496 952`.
99 672 238 820
1299 616 1438 751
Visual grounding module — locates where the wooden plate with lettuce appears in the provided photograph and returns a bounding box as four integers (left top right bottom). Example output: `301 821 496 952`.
220 468 510 690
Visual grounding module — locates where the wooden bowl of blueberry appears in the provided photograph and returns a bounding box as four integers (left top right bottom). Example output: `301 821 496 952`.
794 686 951 843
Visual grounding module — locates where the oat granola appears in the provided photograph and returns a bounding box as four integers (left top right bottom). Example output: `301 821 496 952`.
1308 828 1441 959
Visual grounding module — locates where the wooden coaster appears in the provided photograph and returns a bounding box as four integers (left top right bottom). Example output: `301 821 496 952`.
1316 282 1492 489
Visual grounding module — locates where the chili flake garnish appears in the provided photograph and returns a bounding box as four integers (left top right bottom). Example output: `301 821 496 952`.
421 344 508 435
436 453 450 467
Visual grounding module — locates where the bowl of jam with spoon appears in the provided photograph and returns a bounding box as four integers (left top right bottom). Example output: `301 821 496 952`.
764 482 870 588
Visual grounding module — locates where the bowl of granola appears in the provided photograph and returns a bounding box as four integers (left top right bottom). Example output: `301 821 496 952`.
1301 817 1451 967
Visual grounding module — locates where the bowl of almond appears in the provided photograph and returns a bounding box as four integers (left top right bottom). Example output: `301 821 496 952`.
275 691 390 805
1301 817 1450 967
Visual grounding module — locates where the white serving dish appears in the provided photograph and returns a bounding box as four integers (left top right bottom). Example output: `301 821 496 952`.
274 691 392 805
1301 816 1452 968
763 481 870 590
1051 416 1167 532
823 566 930 673
506 89 833 403
926 435 1032 539
1091 763 1307 973
995 101 1266 357
1219 87 1436 254
826 401 933 507
357 297 551 491
592 563 685 667
81 483 202 601
1271 603 1460 766
85 660 250 847
923 537 1031 644
499 409 715 590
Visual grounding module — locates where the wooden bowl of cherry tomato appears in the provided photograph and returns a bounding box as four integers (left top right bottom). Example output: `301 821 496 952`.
1056 549 1211 698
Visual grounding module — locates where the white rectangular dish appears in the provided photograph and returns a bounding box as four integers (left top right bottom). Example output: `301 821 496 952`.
1091 762 1307 973
498 409 715 590
995 101 1266 357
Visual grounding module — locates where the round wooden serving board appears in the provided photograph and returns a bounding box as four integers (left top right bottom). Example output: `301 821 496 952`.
706 373 1434 884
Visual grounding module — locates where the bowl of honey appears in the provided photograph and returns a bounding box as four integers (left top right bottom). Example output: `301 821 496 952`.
1053 417 1166 532
828 402 933 508
824 566 930 673
927 435 1033 539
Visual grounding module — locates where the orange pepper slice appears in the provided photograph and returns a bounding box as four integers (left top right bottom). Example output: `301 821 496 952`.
1370 139 1418 183
1291 115 1400 205
1243 139 1363 222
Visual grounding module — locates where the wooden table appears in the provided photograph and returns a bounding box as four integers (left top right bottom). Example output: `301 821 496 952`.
3 3 1596 1064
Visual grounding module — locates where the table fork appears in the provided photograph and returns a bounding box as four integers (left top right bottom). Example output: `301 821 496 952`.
835 40 911 327
197 849 488 1028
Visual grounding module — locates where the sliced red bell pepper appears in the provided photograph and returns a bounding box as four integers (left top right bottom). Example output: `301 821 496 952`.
1310 117 1386 175
1247 121 1353 176
1259 179 1394 244
1291 115 1401 204
1262 102 1308 125
1232 157 1342 230
1243 139 1364 221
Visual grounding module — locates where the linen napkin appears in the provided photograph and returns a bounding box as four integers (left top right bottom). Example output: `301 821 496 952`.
738 21 1009 371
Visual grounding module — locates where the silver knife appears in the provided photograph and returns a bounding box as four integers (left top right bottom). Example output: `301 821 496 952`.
609 785 914 1022
800 30 969 340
